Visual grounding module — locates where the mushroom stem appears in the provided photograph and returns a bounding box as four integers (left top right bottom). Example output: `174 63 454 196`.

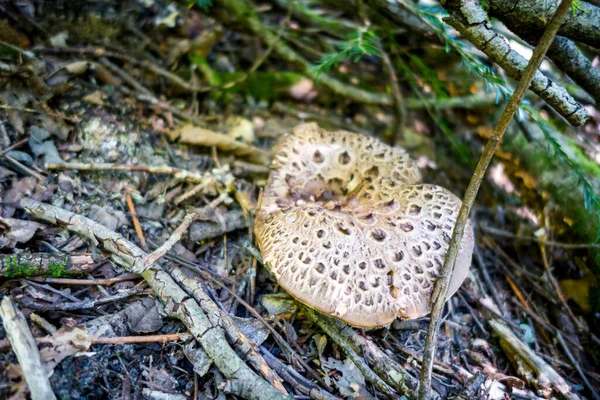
418 1 573 399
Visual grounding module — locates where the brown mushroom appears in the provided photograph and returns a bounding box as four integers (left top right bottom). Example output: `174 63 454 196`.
254 123 474 328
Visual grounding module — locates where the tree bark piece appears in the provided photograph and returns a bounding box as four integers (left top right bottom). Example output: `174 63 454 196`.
486 2 600 105
442 0 589 126
0 296 57 400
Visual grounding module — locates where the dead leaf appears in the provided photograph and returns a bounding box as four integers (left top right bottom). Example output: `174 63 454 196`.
560 279 591 312
514 170 537 189
226 117 255 144
322 357 369 398
83 91 105 106
231 316 270 346
126 301 164 333
46 61 92 86
28 126 63 164
88 205 129 231
40 326 93 371
175 124 271 165
0 217 43 249
183 342 212 377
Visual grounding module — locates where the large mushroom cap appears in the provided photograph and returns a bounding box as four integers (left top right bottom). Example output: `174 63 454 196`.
255 123 474 328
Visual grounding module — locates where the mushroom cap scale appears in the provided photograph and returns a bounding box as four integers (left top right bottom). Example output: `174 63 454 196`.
255 123 474 328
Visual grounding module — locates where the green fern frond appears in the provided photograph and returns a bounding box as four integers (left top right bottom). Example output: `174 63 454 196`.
521 105 600 241
310 28 382 81
187 0 212 12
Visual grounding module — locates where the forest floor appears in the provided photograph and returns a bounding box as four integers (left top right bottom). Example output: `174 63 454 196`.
0 1 599 399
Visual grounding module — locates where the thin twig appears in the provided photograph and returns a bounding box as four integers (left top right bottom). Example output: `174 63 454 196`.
5 155 45 181
418 1 573 398
0 333 185 350
556 333 600 400
481 225 600 248
126 193 148 251
538 240 585 332
29 274 141 286
0 139 28 157
46 161 226 184
139 213 198 271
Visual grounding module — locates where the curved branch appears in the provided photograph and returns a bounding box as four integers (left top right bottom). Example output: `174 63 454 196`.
488 0 600 49
442 0 589 126
486 5 600 105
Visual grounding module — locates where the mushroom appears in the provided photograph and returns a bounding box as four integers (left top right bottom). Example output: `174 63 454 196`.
254 123 474 328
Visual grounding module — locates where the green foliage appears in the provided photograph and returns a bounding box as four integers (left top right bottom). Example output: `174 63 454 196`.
310 29 382 81
571 0 590 15
407 54 449 99
4 256 39 278
396 56 474 166
521 105 600 242
187 0 212 12
48 258 68 278
404 2 600 240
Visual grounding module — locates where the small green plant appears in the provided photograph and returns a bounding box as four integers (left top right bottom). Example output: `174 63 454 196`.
48 258 68 278
571 0 591 15
310 28 382 81
4 256 39 278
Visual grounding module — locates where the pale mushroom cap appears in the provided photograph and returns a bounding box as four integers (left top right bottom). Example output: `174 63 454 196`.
255 123 474 328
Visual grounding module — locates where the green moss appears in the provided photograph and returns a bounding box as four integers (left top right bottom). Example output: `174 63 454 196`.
48 258 68 278
67 15 122 43
4 256 39 278
567 142 600 177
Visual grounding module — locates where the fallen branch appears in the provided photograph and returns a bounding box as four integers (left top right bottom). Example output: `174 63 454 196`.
418 1 573 398
19 198 288 400
489 319 580 400
46 161 231 185
0 253 95 278
303 307 398 399
442 0 589 126
0 333 185 350
488 0 600 50
303 306 428 399
0 296 56 400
